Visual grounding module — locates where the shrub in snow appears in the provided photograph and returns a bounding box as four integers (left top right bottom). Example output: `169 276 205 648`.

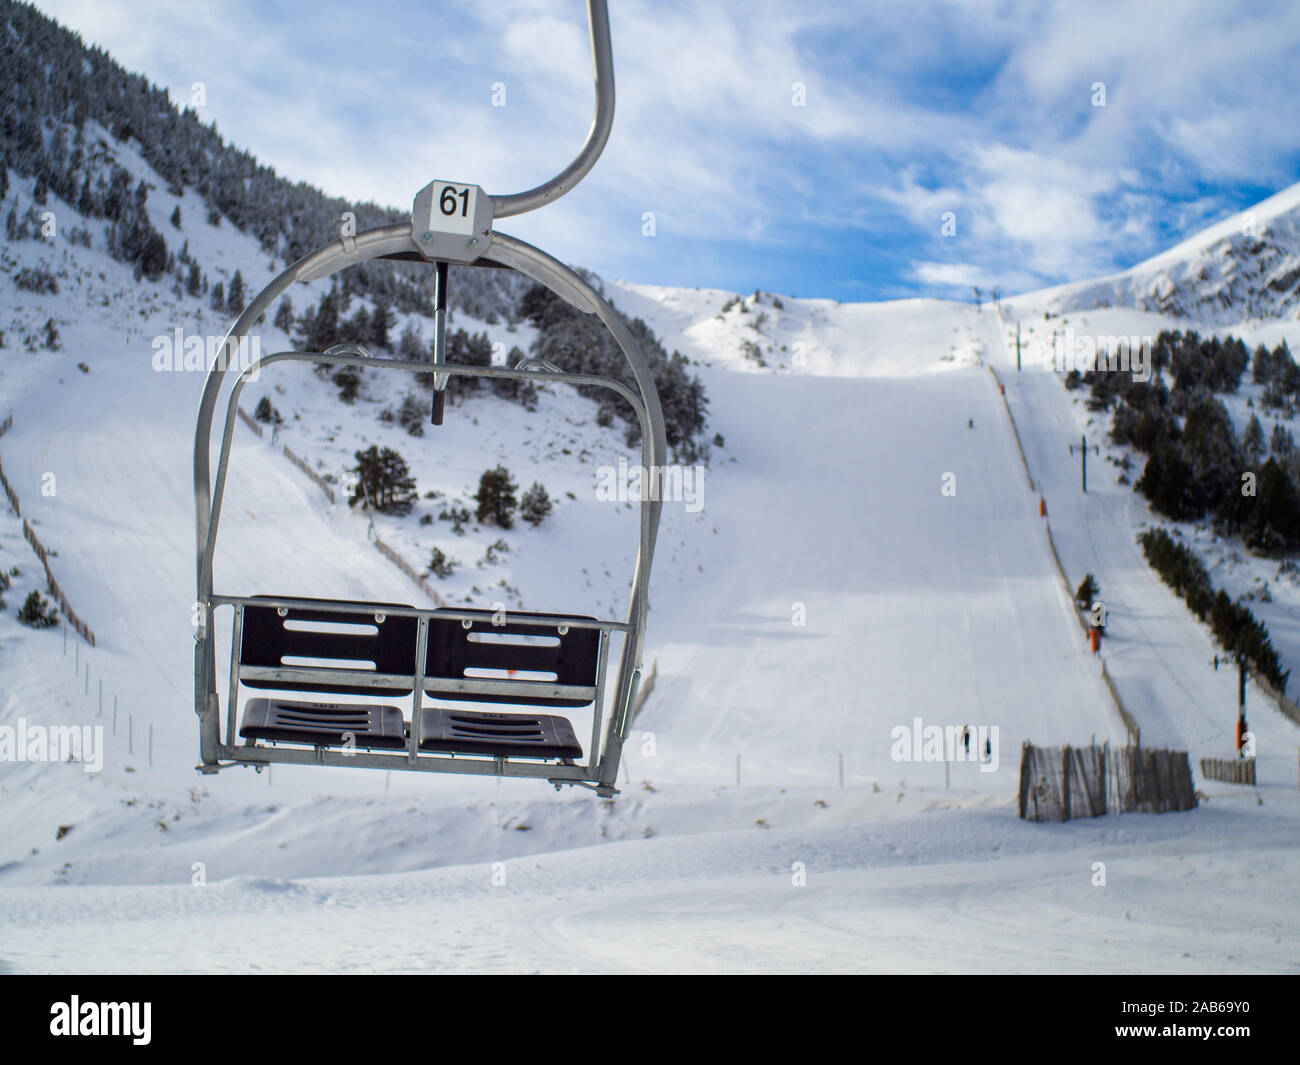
18 590 59 628
520 482 552 526
439 505 470 535
427 547 456 579
398 394 426 436
254 396 282 424
1074 574 1099 610
14 267 58 295
332 366 361 403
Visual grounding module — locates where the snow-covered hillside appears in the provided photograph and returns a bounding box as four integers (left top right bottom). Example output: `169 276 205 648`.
1032 182 1300 324
3 111 1300 973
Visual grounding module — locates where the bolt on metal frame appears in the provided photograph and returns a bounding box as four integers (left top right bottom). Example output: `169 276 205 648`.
192 1 666 795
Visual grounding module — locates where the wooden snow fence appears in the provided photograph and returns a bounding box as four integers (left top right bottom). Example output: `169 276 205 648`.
1199 757 1256 786
1019 742 1196 821
0 428 97 646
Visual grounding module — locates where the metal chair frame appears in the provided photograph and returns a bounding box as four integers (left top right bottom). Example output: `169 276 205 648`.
192 1 665 795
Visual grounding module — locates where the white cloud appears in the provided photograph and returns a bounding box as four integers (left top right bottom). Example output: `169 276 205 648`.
29 0 1300 298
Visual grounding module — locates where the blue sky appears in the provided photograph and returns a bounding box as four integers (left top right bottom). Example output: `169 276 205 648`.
33 0 1300 301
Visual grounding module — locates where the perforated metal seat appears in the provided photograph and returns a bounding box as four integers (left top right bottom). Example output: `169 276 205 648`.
241 697 407 749
423 608 600 707
236 600 590 760
419 709 582 759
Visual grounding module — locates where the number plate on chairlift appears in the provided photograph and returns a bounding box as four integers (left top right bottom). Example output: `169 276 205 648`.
412 180 493 263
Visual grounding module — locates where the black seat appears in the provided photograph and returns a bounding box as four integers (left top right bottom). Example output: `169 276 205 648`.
241 697 407 749
240 596 419 695
418 608 596 760
236 600 592 762
238 597 419 749
423 608 599 706
419 709 582 759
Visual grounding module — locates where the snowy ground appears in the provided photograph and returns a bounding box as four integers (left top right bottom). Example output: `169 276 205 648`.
2 155 1299 972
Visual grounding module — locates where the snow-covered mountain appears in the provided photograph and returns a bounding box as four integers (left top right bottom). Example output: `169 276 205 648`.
1035 183 1300 324
3 1 1300 975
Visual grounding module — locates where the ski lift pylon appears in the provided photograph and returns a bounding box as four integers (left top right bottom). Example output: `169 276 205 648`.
192 1 665 796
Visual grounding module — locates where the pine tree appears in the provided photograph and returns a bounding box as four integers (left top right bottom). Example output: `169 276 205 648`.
349 445 417 515
369 299 395 349
170 205 182 228
139 228 168 280
273 298 294 332
210 281 225 311
341 305 370 346
297 289 340 351
226 270 245 314
475 466 518 528
186 262 202 296
1137 440 1200 521
333 366 361 403
1243 459 1300 555
397 321 424 360
1242 413 1266 465
1271 423 1296 458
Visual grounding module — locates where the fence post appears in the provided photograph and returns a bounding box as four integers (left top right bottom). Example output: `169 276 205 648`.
1061 745 1072 822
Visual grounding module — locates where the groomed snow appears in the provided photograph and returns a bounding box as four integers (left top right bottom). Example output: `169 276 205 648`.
2 149 1299 973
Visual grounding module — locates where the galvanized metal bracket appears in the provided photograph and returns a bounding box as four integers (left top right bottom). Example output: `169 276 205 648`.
411 180 493 264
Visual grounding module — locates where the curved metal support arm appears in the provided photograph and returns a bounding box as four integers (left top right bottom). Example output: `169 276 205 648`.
195 226 666 611
490 0 613 219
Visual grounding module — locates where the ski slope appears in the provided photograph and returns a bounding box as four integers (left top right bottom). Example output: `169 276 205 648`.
2 164 1299 972
632 348 1128 788
981 303 1300 783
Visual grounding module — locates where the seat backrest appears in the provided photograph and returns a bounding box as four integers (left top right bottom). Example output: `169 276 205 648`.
240 597 419 696
424 609 600 707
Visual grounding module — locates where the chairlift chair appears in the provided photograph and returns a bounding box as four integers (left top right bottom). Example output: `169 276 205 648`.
192 0 665 796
